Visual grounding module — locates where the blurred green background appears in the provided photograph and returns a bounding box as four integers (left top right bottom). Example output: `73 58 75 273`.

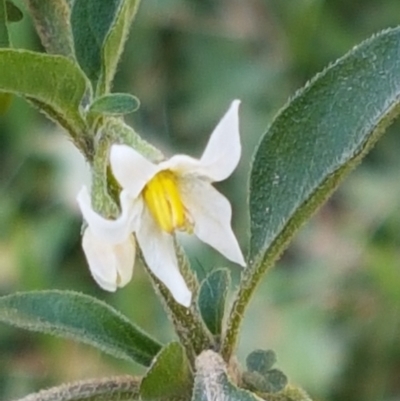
1 0 400 400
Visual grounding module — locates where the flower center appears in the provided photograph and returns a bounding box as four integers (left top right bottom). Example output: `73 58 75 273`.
142 171 192 234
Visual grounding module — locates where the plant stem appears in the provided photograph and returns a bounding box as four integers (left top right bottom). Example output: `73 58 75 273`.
13 376 140 401
220 254 276 362
221 164 351 361
140 248 214 365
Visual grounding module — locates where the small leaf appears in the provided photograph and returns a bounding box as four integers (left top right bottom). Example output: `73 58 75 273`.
99 0 140 95
25 0 74 57
0 291 162 366
0 49 90 154
193 350 263 401
71 0 122 86
242 371 268 393
264 369 288 393
246 349 277 374
198 268 230 337
243 372 303 401
71 0 140 94
140 342 193 401
89 93 140 115
71 0 129 90
6 1 23 23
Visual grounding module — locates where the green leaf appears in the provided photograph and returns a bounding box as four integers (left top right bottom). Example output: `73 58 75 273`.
249 26 400 264
6 1 23 23
264 369 288 393
243 369 288 394
71 0 140 93
198 268 230 337
71 0 123 86
89 93 140 115
193 350 263 401
243 372 309 401
0 290 162 366
25 0 74 57
0 0 10 47
140 342 193 401
99 0 141 95
246 349 277 374
0 49 90 155
221 27 400 362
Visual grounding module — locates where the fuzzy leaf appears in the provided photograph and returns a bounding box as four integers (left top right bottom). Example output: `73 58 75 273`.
198 268 230 337
25 0 74 57
71 0 140 93
89 93 140 115
264 369 288 393
0 49 90 152
246 349 277 374
71 0 123 86
222 26 400 364
0 291 162 366
249 27 400 274
140 342 193 401
99 0 140 95
193 350 263 401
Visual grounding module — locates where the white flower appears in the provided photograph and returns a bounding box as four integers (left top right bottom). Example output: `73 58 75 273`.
77 100 245 308
77 187 136 292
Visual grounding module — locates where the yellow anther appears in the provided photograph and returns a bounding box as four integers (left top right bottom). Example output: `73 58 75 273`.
142 171 191 233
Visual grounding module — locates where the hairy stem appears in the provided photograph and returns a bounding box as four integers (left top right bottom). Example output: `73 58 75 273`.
12 376 141 401
140 247 214 365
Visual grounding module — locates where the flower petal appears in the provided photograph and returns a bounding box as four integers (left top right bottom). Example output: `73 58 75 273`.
199 100 241 182
136 208 192 307
179 178 246 266
110 144 160 198
77 186 134 244
82 227 135 291
115 236 137 288
160 154 201 176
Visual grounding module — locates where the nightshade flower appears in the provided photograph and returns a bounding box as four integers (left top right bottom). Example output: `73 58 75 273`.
77 100 245 308
77 187 136 292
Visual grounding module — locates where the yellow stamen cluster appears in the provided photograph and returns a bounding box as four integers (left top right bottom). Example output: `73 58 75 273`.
142 171 192 234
